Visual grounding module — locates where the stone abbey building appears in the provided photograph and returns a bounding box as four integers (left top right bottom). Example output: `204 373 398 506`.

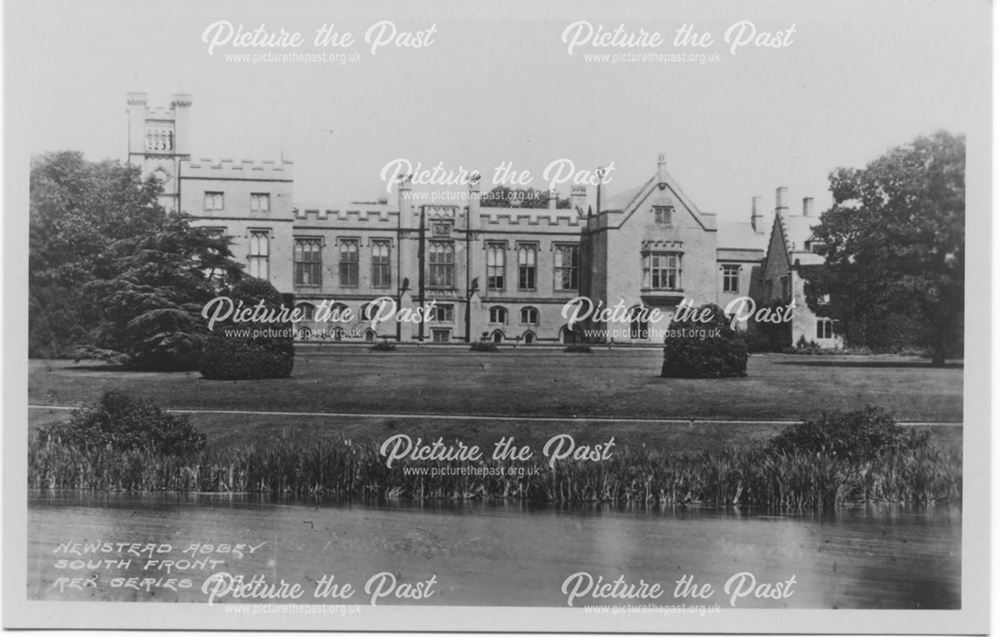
126 92 837 347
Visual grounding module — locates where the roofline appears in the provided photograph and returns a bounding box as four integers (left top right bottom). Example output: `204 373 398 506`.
597 167 714 231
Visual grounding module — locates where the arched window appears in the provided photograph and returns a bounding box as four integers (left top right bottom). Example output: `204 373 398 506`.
491 330 505 343
248 230 270 279
328 303 350 322
293 238 322 286
428 241 455 287
520 306 539 325
489 306 507 324
816 318 838 340
517 244 537 290
295 302 316 321
331 327 345 342
362 298 394 322
360 302 377 321
364 328 377 342
486 243 506 290
339 239 359 287
522 331 536 345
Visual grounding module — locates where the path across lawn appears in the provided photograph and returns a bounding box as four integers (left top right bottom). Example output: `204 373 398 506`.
28 349 963 422
26 407 963 458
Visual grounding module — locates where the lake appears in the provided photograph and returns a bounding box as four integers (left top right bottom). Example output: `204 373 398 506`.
28 492 960 609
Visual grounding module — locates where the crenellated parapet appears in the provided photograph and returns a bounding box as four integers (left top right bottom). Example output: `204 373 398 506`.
480 208 584 228
422 205 460 219
184 158 294 180
293 206 397 224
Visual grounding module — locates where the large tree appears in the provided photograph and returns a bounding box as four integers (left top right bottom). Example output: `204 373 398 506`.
30 152 165 358
83 214 244 369
30 152 165 286
805 131 964 366
29 151 243 368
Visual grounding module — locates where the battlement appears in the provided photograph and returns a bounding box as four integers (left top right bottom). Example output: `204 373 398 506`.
481 208 584 228
293 205 397 224
422 205 460 219
183 158 294 180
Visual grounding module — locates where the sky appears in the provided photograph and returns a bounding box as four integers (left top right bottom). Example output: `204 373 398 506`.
5 0 991 226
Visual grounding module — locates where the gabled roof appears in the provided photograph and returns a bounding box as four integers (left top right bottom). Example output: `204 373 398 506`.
598 162 716 231
780 215 820 254
600 180 649 213
768 210 824 267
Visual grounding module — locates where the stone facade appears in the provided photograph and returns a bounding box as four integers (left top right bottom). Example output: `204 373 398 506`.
757 188 844 349
127 92 830 347
578 154 769 342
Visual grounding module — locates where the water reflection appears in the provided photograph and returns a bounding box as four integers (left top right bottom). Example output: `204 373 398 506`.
28 491 960 609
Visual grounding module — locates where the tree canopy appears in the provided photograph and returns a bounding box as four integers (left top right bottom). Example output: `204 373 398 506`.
29 151 244 368
480 185 570 209
805 131 964 365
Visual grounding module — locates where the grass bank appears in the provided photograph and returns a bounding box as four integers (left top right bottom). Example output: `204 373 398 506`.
27 408 963 459
29 349 963 422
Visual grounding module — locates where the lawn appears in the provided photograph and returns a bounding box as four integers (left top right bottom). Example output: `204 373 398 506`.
28 348 964 500
29 348 963 422
28 407 964 458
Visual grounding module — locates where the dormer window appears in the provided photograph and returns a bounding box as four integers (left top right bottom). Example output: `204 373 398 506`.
653 205 673 226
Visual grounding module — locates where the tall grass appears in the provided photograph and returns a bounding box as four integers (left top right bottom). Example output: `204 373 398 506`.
29 430 961 511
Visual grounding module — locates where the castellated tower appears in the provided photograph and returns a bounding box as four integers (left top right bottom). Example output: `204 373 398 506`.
126 92 192 212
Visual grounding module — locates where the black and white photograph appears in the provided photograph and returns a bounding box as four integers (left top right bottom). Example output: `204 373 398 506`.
1 0 993 633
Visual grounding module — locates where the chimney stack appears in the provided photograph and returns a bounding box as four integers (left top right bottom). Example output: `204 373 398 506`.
775 186 789 215
548 189 558 210
802 196 814 217
751 195 763 233
596 166 606 213
656 152 667 181
570 185 587 216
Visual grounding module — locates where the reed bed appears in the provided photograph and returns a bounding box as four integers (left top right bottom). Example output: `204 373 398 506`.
29 430 961 511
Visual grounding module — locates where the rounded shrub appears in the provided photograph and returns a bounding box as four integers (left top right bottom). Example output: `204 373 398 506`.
369 340 397 352
768 406 929 462
199 278 295 380
42 390 206 456
661 303 748 378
